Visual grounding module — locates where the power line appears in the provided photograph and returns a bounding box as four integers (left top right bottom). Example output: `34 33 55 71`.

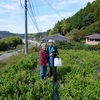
27 10 39 32
28 0 40 32
34 0 41 30
19 0 40 33
29 2 54 7
29 0 39 31
19 0 24 8
44 0 64 19
19 0 55 8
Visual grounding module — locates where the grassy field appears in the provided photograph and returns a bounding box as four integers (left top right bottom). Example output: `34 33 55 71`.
0 49 100 100
57 50 100 99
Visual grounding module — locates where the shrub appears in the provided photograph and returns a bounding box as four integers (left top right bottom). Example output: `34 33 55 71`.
0 36 23 51
0 40 8 51
85 44 100 50
0 52 54 100
54 41 100 50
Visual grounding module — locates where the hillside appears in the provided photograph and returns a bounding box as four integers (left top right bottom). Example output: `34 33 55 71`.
0 30 49 40
0 31 16 38
28 30 50 40
49 0 100 41
0 31 25 39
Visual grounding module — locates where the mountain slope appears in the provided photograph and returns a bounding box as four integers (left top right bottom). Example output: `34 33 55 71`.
0 31 25 39
49 0 100 41
0 31 16 38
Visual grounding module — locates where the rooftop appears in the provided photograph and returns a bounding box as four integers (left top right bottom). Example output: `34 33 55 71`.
85 33 100 39
41 34 70 41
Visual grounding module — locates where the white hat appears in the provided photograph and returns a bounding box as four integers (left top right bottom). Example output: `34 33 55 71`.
48 39 54 43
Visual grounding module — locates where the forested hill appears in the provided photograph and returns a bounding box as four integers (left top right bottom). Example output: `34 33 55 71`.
0 31 16 38
49 0 100 41
0 31 25 39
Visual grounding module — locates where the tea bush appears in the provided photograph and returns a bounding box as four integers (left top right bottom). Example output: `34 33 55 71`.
0 50 100 100
55 41 100 50
0 53 54 100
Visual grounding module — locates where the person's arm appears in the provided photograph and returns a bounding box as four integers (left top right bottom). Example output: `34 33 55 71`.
46 56 49 66
54 46 59 55
47 48 49 55
56 47 59 55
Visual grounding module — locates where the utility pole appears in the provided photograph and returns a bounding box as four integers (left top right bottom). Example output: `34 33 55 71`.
25 0 28 54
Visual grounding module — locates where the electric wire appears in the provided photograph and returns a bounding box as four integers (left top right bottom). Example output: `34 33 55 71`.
29 0 38 26
19 0 24 8
19 0 40 32
44 0 64 19
28 0 40 32
19 0 64 32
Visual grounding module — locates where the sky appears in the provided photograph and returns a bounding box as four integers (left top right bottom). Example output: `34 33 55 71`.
0 0 94 34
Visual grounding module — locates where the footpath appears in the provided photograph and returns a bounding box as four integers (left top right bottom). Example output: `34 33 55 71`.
0 49 24 60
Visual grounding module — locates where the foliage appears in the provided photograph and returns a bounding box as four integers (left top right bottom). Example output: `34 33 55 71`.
28 30 50 40
67 21 100 41
0 49 100 99
57 50 100 100
0 40 8 51
0 36 23 51
0 52 54 100
54 41 100 50
4 36 23 48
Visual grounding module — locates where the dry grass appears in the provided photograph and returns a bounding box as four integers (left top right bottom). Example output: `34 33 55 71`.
0 52 25 73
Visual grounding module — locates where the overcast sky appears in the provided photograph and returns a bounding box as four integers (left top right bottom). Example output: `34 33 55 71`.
0 0 94 33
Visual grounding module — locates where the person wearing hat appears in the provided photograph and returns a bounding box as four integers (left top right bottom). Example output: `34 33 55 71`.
47 39 59 82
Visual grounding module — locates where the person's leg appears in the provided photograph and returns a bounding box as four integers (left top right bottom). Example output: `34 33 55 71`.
44 66 47 78
49 67 53 77
40 65 44 79
53 67 57 82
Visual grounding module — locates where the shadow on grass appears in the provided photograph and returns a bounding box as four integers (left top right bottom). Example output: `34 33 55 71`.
52 66 71 100
52 81 60 100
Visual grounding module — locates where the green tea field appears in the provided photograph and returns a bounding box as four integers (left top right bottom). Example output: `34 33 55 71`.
0 49 100 100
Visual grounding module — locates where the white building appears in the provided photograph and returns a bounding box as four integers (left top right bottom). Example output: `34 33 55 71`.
85 33 100 45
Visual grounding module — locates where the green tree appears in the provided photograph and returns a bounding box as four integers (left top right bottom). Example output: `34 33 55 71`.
43 0 100 43
67 29 80 41
4 36 22 49
49 29 54 36
0 40 8 51
83 13 94 26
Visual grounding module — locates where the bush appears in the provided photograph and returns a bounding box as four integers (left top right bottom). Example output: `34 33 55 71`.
0 36 23 51
85 44 100 50
4 36 23 49
0 40 8 51
0 53 54 100
0 54 38 100
57 50 100 100
54 41 100 50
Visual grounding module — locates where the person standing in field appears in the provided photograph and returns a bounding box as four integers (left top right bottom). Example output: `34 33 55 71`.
39 43 49 79
47 39 59 82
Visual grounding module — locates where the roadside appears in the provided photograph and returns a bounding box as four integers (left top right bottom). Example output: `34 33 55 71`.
0 49 24 60
0 40 40 60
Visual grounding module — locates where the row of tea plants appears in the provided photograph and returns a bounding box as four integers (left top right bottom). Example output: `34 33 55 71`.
0 49 100 100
